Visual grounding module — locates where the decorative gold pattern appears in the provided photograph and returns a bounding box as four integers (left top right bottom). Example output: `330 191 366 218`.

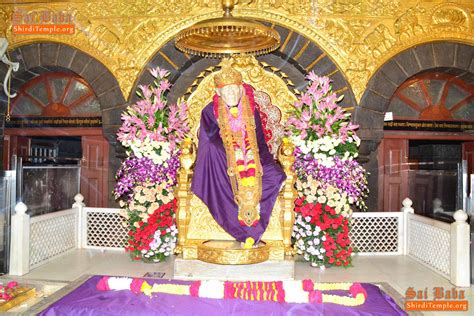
1 1 472 101
278 138 296 256
197 240 270 265
175 138 196 254
183 240 284 262
0 287 36 312
431 3 471 31
179 138 196 170
214 64 243 87
186 193 283 241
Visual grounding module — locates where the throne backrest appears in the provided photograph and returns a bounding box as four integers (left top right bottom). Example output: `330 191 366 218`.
253 90 284 156
186 56 297 157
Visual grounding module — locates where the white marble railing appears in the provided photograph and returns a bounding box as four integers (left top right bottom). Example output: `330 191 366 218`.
80 206 128 250
8 195 471 287
401 198 470 287
29 208 77 268
9 200 80 275
407 212 451 278
351 212 404 255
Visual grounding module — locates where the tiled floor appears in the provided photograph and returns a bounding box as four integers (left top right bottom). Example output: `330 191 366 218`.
5 249 474 315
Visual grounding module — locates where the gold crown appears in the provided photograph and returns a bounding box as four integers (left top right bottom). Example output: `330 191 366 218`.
214 66 242 88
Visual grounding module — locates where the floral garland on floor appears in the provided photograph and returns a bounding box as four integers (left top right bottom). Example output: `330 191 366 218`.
114 67 189 262
96 277 367 307
286 72 368 268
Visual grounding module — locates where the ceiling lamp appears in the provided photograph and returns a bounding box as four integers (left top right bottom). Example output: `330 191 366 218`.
175 0 280 58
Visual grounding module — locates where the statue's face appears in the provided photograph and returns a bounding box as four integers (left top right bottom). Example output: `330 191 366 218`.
216 84 243 107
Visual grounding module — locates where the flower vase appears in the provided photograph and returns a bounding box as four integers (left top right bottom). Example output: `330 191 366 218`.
142 257 162 264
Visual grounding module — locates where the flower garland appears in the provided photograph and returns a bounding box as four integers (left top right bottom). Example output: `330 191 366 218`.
286 72 368 268
0 282 18 301
96 277 367 307
114 67 189 262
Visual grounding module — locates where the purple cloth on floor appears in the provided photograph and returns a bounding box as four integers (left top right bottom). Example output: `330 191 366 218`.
191 101 286 243
39 276 407 316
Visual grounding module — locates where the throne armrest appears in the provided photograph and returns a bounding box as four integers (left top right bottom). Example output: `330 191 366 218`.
277 138 297 256
175 138 196 254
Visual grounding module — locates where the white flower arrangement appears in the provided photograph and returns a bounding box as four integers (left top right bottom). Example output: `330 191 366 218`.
126 138 172 165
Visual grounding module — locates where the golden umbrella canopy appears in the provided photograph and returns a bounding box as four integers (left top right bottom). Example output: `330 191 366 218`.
175 0 280 58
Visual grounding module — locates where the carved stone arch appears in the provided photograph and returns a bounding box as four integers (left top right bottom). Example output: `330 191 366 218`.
356 41 474 155
0 42 127 205
355 41 474 211
0 42 126 145
130 22 357 110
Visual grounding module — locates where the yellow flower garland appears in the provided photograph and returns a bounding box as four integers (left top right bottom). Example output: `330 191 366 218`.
141 282 190 297
323 293 366 306
313 282 352 291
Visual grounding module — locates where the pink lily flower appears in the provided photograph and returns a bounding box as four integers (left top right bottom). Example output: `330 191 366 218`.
294 100 303 108
301 93 312 106
138 85 152 100
158 68 169 78
301 110 311 122
306 71 319 82
149 68 159 78
159 80 171 92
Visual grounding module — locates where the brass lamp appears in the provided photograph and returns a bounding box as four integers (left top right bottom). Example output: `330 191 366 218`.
175 0 280 58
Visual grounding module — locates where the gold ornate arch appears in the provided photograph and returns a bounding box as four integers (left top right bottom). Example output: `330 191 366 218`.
1 1 473 102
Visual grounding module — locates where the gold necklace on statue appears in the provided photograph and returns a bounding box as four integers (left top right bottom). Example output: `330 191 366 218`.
217 94 263 227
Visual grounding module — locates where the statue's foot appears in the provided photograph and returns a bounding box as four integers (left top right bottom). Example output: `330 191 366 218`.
242 237 255 249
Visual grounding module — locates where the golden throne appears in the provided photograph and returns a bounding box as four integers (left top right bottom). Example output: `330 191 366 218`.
175 56 297 264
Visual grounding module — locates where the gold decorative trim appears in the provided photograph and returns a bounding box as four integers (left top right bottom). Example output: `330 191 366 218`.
278 138 297 256
1 1 473 102
158 51 179 70
305 53 327 72
279 30 293 52
0 287 36 312
197 240 270 265
293 40 310 61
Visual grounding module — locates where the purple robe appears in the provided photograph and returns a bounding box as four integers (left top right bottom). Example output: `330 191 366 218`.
191 102 286 242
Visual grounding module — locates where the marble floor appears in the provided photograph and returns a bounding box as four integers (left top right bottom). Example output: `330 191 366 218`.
3 249 474 315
